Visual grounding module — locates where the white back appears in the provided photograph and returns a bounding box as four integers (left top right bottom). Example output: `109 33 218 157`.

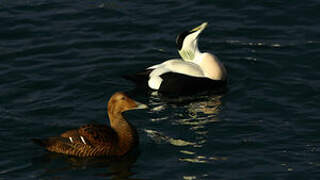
195 53 227 81
147 59 206 90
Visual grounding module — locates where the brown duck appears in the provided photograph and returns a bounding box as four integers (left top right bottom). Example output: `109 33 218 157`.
32 92 148 157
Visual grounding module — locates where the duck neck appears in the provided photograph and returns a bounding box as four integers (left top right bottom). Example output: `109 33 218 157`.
193 50 203 64
109 112 138 155
179 41 201 62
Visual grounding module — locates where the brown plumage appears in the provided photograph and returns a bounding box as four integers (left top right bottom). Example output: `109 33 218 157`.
32 92 147 157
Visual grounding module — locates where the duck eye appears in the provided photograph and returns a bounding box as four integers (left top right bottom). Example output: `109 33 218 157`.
121 96 126 100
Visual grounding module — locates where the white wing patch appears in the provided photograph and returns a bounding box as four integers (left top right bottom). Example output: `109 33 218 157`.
69 137 74 143
147 59 205 90
80 136 87 145
166 61 204 77
148 76 163 90
148 67 171 90
147 59 182 70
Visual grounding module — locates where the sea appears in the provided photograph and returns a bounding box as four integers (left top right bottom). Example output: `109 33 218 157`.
0 0 320 179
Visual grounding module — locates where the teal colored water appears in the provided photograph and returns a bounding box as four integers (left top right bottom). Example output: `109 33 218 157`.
1 0 320 179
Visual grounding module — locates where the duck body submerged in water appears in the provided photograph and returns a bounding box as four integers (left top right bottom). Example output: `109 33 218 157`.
32 92 147 157
124 22 227 95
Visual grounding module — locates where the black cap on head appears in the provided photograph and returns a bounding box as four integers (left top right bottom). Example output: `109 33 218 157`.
176 31 192 50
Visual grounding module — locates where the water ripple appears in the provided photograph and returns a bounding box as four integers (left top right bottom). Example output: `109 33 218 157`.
0 0 320 179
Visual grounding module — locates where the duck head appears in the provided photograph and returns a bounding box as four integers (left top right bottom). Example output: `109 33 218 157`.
108 92 148 117
176 22 208 62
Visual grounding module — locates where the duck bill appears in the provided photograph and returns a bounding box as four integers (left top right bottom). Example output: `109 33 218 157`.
134 101 148 110
187 22 208 45
190 22 208 33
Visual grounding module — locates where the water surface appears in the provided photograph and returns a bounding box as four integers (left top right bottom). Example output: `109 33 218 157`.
1 0 320 179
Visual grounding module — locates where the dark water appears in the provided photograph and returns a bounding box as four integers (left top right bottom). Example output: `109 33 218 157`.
1 0 320 179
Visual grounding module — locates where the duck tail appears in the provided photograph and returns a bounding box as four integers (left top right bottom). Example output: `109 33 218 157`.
32 138 49 147
122 69 152 87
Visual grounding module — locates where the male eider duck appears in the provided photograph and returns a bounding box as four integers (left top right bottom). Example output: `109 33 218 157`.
124 22 227 95
32 92 147 157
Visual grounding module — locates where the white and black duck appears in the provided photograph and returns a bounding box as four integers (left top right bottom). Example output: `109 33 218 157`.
124 22 227 95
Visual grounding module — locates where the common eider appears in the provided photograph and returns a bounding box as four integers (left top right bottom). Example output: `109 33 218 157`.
124 22 227 95
32 92 148 157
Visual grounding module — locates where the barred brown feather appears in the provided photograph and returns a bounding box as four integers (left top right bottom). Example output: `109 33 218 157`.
33 92 146 157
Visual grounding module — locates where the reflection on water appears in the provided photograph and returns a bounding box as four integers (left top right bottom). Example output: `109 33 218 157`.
187 95 222 116
144 129 198 147
146 93 228 166
0 162 32 175
32 149 141 179
179 153 228 164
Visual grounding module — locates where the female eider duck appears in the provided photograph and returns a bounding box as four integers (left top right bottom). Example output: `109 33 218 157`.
124 22 227 95
32 92 147 157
